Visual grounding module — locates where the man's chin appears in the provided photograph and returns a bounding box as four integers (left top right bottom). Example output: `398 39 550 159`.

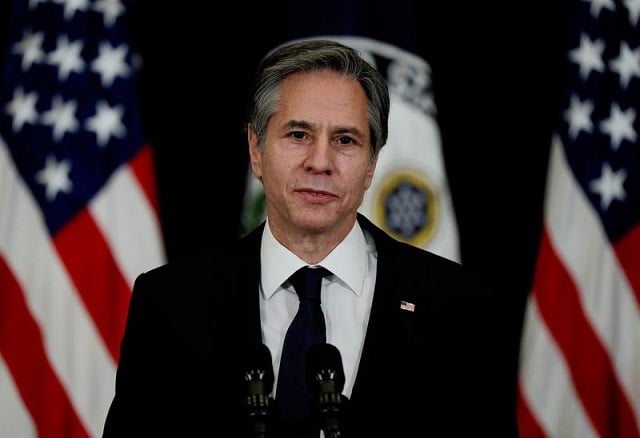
293 212 355 236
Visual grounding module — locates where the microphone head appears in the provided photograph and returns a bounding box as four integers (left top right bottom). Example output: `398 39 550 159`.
242 344 274 434
243 343 274 395
305 343 345 393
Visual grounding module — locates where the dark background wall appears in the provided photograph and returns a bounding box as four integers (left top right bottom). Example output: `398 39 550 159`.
1 0 570 371
132 0 568 331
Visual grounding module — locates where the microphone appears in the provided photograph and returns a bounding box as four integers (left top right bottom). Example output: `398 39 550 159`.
242 343 275 438
306 343 349 438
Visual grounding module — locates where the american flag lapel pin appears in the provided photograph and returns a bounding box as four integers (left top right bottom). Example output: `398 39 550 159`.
400 300 415 312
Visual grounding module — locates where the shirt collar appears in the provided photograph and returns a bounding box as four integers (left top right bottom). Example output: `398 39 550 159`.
260 218 368 299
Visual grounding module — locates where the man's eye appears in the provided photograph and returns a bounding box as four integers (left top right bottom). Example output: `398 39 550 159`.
337 136 354 145
290 131 306 140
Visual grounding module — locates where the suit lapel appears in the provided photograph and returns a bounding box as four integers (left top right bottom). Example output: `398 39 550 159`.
350 215 421 405
202 223 265 351
233 223 265 345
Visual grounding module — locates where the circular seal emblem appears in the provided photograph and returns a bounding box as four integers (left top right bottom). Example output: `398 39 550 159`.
374 169 438 247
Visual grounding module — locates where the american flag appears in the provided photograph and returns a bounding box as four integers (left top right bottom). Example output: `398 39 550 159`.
0 0 166 436
517 0 640 437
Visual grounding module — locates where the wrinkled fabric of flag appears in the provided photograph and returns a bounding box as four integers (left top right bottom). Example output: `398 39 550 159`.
517 0 640 436
0 0 165 436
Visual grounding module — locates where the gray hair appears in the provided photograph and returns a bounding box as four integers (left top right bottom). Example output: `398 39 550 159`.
247 39 390 160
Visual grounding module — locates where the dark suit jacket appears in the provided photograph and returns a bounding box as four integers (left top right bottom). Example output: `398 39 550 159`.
102 214 518 437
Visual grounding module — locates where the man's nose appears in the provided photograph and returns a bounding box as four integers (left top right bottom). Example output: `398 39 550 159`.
303 141 333 172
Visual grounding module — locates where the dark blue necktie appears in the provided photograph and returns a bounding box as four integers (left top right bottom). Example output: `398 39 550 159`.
276 266 330 436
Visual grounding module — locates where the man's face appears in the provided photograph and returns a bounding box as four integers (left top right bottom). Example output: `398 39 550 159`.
249 69 377 240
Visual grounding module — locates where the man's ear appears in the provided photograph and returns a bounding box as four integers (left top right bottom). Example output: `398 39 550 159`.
247 124 262 180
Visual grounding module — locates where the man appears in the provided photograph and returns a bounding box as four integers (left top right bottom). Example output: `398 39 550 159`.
103 39 517 437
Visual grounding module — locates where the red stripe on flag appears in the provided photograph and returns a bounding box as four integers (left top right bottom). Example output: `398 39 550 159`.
0 256 89 438
534 230 640 438
516 381 547 437
129 144 161 218
53 209 130 362
613 223 640 307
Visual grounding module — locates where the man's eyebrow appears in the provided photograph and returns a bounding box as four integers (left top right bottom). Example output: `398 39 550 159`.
284 120 365 138
284 119 314 130
334 126 363 136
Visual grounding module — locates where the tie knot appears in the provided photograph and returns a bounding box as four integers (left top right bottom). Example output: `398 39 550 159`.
289 266 330 302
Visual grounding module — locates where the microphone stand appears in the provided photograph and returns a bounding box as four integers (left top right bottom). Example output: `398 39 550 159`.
306 344 350 438
242 344 275 438
244 389 272 438
315 381 348 438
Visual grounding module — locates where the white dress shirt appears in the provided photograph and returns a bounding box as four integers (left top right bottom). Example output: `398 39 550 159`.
259 218 377 398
